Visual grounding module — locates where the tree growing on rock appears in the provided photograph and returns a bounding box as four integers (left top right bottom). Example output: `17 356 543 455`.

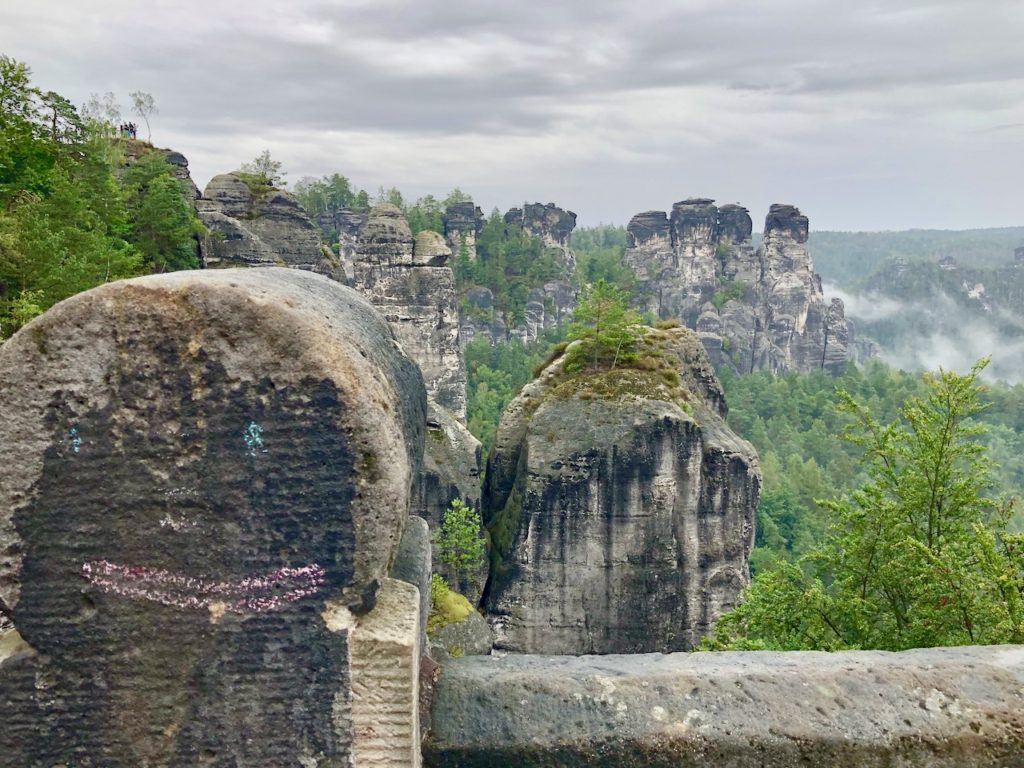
239 149 286 188
706 359 1023 651
565 279 641 372
436 498 485 593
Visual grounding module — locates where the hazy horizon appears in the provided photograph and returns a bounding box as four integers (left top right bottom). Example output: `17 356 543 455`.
3 1 1022 231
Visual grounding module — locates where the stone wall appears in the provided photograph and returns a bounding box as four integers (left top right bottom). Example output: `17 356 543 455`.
426 646 1024 767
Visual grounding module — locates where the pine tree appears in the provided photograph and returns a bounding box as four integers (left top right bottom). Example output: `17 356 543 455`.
564 279 641 372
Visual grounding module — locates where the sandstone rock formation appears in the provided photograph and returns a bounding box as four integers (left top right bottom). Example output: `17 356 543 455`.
121 140 201 200
316 207 366 284
417 402 485 602
626 200 849 374
426 645 1024 768
428 611 492 661
482 327 760 654
353 204 467 420
443 201 484 262
196 173 338 277
456 201 578 347
0 268 427 766
504 202 578 274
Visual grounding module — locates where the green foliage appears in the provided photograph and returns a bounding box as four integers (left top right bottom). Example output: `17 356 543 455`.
404 189 470 236
461 210 565 325
427 573 473 634
0 56 213 336
0 61 144 337
464 330 565 454
122 151 201 272
239 149 285 188
564 279 641 372
436 498 486 591
573 224 634 292
710 278 746 309
708 360 1023 651
294 172 369 216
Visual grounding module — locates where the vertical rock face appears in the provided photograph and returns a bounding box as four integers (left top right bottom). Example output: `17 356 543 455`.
626 199 849 374
196 173 338 278
443 201 485 262
483 328 760 655
0 269 426 766
354 205 467 420
418 403 483 531
317 208 366 284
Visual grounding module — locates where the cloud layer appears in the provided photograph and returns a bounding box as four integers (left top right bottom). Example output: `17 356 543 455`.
3 1 1023 228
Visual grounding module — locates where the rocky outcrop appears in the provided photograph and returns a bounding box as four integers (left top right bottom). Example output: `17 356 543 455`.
426 645 1024 768
353 205 467 420
455 202 578 347
316 208 366 284
482 327 759 655
0 268 427 766
196 173 338 278
505 202 577 275
626 200 849 374
120 140 201 200
443 201 484 262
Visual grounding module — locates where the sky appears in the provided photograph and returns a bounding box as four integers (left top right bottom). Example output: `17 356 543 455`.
3 0 1023 230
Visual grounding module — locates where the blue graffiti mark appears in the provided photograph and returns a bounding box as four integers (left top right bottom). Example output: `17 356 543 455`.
244 421 267 457
68 427 82 454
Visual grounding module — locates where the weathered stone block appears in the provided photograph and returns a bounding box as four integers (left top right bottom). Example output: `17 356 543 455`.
0 268 426 766
426 646 1024 767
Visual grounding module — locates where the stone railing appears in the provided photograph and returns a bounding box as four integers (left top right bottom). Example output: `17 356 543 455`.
426 646 1024 767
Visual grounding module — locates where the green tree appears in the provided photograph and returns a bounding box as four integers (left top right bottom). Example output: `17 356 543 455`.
0 57 141 337
123 151 201 272
708 359 1023 651
240 149 285 187
565 279 641 371
435 498 486 592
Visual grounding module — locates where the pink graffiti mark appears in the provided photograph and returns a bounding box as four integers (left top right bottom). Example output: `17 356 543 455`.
80 560 326 614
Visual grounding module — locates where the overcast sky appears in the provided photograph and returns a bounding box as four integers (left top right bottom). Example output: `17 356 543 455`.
3 0 1022 230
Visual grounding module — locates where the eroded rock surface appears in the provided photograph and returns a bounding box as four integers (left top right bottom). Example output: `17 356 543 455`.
354 205 467 420
626 200 849 374
0 268 426 766
483 327 759 654
417 402 485 603
443 201 484 263
505 202 578 274
197 173 336 277
426 646 1024 768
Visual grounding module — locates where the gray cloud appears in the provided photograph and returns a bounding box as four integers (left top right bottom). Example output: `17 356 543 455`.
2 0 1023 228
